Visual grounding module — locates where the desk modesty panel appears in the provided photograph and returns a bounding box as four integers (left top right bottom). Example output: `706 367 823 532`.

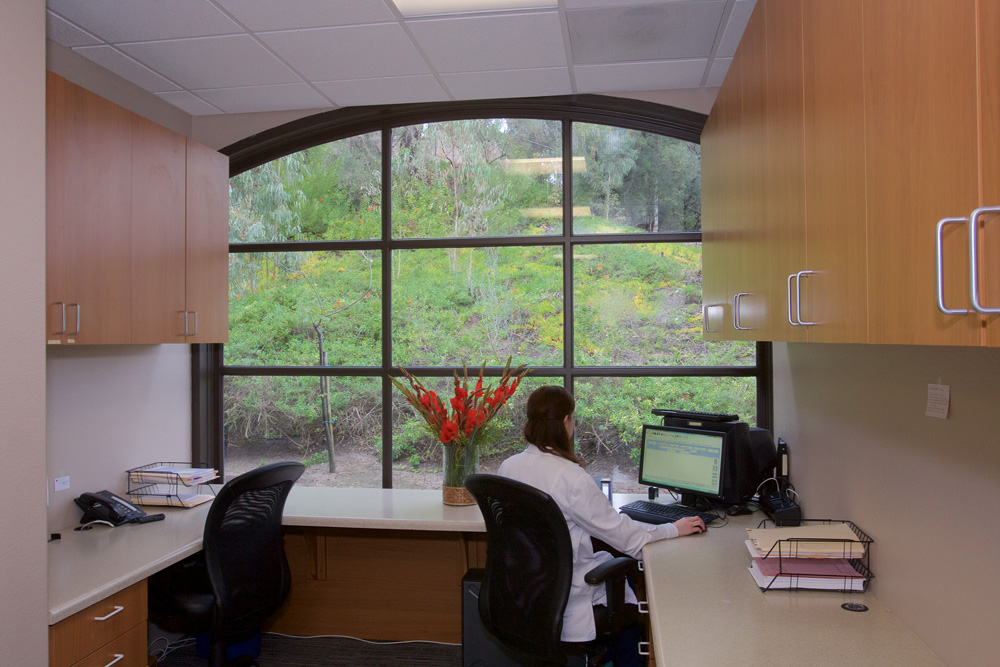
641 512 944 666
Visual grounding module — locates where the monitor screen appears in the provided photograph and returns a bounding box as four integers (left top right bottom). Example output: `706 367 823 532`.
638 423 725 501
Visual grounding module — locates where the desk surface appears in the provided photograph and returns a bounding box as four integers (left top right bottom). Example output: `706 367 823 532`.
641 511 943 666
48 487 942 666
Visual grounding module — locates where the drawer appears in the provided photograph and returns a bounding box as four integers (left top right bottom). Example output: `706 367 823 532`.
70 622 147 667
50 580 147 667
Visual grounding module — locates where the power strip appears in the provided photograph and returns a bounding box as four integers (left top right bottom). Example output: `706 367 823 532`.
759 491 802 526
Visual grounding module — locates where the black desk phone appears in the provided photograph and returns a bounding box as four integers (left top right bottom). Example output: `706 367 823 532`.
74 490 163 526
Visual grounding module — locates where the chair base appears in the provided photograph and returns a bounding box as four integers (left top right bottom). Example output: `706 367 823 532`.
197 631 261 663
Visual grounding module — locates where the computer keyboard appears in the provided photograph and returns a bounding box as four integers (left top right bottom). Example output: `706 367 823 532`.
651 409 739 423
619 500 717 525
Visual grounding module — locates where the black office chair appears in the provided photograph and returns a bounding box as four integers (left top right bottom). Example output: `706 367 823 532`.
464 474 640 667
149 462 304 667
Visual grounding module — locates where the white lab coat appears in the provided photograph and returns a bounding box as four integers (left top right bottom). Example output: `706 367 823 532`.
498 444 678 642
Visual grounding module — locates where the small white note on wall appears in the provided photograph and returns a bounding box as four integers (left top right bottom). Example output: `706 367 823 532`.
926 383 950 419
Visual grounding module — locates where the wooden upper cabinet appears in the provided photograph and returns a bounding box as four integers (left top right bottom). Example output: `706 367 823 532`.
46 72 132 345
799 0 868 343
185 139 230 344
46 72 230 345
863 0 981 346
131 115 187 344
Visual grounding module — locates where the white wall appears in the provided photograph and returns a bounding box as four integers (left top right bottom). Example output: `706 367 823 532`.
0 0 49 663
773 342 1000 666
46 346 193 531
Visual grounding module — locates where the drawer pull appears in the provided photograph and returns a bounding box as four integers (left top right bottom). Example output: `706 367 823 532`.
637 600 649 614
733 292 751 330
970 206 1000 314
638 641 651 657
936 216 970 314
94 605 124 621
102 654 125 667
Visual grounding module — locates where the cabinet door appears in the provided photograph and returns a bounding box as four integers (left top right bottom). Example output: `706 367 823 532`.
800 0 868 343
730 4 769 340
980 0 1000 345
185 140 230 343
46 73 132 345
131 116 187 344
864 0 981 345
700 37 740 340
763 0 808 342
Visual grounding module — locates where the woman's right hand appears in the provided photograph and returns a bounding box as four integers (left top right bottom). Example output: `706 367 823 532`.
674 516 706 536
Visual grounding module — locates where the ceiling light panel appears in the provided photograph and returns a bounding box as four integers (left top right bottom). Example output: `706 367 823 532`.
392 0 556 18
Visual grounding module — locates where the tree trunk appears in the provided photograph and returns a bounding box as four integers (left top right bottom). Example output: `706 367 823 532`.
314 323 336 472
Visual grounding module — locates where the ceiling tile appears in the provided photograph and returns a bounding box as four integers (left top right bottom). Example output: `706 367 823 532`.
564 0 686 8
705 57 731 87
46 12 103 48
407 11 566 73
260 24 430 81
120 35 302 90
566 1 726 64
194 83 332 114
717 0 755 57
215 0 396 31
47 0 242 43
441 67 572 100
155 90 225 116
315 75 447 106
73 46 182 92
574 58 707 92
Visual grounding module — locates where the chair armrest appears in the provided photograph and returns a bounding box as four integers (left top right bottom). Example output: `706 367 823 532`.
584 556 639 585
585 556 640 638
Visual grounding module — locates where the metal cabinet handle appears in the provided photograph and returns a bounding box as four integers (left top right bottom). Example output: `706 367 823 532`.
970 206 1000 314
637 600 649 614
189 311 198 337
638 641 651 657
183 311 200 337
733 292 751 330
787 274 802 326
102 655 125 667
54 302 67 335
937 216 971 314
702 304 721 333
795 271 818 325
68 303 81 336
94 605 123 621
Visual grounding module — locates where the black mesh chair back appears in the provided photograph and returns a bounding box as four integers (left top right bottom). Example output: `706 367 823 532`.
203 461 304 643
465 473 575 666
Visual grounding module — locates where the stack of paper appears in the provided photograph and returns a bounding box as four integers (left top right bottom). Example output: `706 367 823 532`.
130 490 214 508
129 465 218 486
746 523 866 558
745 523 869 591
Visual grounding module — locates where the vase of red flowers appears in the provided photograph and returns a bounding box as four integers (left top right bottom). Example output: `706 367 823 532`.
392 357 529 505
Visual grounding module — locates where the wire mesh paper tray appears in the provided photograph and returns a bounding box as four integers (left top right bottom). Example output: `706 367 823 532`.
126 462 219 508
750 519 873 593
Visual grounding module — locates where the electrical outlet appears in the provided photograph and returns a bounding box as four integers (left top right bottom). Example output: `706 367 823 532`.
54 476 70 492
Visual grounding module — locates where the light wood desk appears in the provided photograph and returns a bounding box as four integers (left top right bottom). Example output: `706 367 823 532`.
48 489 943 665
641 511 944 666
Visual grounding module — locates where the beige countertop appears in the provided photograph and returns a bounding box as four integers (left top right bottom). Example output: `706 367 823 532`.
48 501 211 624
281 486 486 531
641 511 943 666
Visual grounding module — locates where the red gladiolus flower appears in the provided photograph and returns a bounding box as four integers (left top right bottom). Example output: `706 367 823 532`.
451 396 466 412
455 386 468 399
440 419 459 443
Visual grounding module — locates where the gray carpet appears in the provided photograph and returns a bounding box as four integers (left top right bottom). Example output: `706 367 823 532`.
154 632 462 667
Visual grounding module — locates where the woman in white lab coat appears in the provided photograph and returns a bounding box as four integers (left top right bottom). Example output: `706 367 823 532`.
498 386 705 665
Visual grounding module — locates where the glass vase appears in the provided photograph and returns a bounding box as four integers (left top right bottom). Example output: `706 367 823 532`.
441 442 479 505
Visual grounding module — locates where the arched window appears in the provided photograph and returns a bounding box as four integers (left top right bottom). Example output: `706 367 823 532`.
197 95 771 489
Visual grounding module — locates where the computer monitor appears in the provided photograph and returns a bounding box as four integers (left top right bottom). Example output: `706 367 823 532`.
638 423 726 507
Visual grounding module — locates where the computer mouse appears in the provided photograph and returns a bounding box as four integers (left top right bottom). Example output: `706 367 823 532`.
726 504 753 516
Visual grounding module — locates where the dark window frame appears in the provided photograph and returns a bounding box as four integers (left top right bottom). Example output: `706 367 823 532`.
194 95 772 484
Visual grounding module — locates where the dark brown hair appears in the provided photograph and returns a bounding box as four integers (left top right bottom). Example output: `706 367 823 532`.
523 386 581 464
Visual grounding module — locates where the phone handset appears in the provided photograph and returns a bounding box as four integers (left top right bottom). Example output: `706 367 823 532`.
74 490 162 528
